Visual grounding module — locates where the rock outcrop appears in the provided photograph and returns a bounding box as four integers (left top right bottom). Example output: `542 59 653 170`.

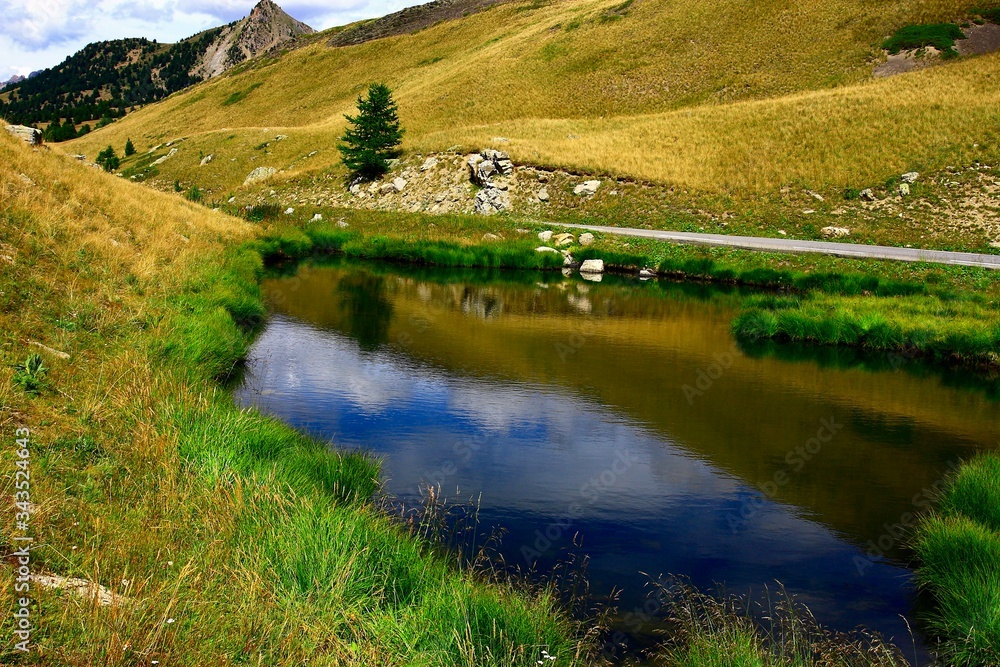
244 166 277 185
5 124 42 145
193 0 314 80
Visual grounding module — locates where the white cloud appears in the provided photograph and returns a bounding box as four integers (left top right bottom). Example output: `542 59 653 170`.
1 0 92 49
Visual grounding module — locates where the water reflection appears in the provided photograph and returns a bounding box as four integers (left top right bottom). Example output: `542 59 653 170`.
236 259 1000 662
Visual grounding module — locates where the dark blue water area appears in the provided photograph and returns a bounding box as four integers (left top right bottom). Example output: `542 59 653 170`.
236 314 923 659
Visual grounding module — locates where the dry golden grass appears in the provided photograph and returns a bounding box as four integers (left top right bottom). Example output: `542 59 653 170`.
67 0 997 193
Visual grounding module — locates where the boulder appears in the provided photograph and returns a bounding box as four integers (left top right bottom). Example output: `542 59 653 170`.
859 188 876 201
537 188 550 202
898 183 910 197
392 177 408 192
552 232 575 246
901 172 919 183
311 213 323 222
535 246 560 253
200 154 213 166
285 207 294 215
639 268 657 278
474 187 509 214
482 149 513 174
421 157 439 171
5 124 42 145
579 232 595 246
483 233 501 241
580 259 604 274
821 226 851 238
538 230 553 241
71 154 86 161
573 180 601 196
243 167 276 186
151 148 178 166
274 134 288 141
349 183 362 196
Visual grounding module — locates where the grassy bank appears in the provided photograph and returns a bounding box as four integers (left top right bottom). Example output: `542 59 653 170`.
246 209 1000 372
915 453 1000 665
0 134 585 664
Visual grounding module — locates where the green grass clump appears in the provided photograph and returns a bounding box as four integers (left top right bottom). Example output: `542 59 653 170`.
940 454 1000 533
733 292 1000 367
916 514 1000 665
656 579 906 667
881 23 966 57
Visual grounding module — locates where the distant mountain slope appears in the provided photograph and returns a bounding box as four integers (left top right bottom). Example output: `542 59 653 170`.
69 0 1000 195
0 0 311 136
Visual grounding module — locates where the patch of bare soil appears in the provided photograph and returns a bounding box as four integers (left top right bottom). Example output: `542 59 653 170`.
957 22 1000 56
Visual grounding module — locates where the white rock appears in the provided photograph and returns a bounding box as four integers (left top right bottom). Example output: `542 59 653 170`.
337 219 349 228
350 184 362 195
392 177 408 192
579 232 595 246
898 183 910 197
538 230 553 241
228 197 236 203
573 180 601 196
311 213 323 222
151 148 178 166
552 232 575 246
821 226 851 238
535 246 560 253
243 167 276 186
421 157 439 171
859 188 876 201
580 259 604 274
639 268 657 278
483 233 501 241
901 172 919 183
285 208 294 215
274 134 288 141
537 188 550 202
200 154 213 166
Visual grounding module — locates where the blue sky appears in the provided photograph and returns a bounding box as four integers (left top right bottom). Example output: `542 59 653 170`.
0 0 417 81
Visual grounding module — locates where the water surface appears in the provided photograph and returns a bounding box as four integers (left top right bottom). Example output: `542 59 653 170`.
235 259 999 662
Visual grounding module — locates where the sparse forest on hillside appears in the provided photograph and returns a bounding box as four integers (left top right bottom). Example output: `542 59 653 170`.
0 28 225 136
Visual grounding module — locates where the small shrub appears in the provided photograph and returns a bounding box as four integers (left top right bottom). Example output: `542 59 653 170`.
95 146 120 172
12 353 47 395
882 23 966 58
186 185 203 202
124 138 136 156
843 187 861 200
245 204 282 223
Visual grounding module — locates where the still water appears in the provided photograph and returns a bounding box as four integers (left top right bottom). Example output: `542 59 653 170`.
235 258 999 661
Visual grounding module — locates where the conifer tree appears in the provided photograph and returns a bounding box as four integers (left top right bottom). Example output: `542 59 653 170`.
124 138 136 156
338 83 403 180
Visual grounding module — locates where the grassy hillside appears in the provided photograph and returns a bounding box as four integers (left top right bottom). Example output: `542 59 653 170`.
67 0 1000 195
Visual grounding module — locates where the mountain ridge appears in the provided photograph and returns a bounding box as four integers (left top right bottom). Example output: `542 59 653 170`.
0 0 312 136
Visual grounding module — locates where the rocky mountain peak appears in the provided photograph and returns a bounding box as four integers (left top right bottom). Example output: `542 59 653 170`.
192 0 314 80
